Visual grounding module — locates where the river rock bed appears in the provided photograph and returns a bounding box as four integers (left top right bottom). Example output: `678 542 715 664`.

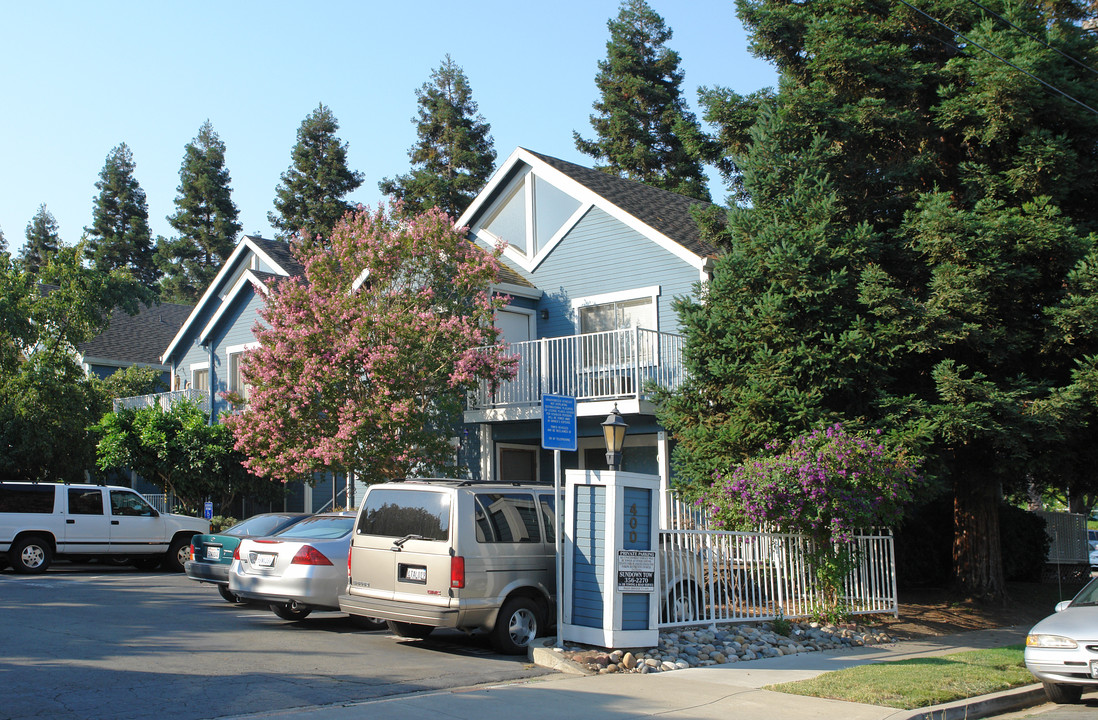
553 621 897 675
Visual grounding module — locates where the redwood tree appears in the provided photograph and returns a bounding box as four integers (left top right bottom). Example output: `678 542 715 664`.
226 205 515 486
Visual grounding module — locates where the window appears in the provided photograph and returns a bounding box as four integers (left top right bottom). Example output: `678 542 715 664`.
474 493 541 543
68 489 104 515
110 491 156 517
498 445 538 483
0 485 55 513
227 352 249 401
578 297 655 334
357 489 450 541
192 367 209 392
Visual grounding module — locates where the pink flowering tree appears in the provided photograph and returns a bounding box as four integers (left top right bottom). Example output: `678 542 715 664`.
224 204 515 486
699 424 922 622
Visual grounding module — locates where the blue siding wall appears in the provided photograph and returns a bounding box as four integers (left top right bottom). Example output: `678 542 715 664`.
571 484 605 628
621 487 653 630
621 594 650 630
528 207 702 338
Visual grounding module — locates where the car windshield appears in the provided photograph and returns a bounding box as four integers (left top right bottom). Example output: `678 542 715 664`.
1070 577 1098 607
226 514 305 537
274 515 354 540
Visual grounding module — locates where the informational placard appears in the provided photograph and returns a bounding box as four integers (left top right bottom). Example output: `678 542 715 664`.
203 501 213 520
616 549 656 592
541 394 577 451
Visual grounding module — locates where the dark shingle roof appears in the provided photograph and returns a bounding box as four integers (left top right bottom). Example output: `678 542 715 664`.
79 301 194 366
524 149 719 258
245 235 305 276
496 260 536 288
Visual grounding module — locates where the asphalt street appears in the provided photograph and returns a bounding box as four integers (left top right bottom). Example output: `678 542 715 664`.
0 563 550 720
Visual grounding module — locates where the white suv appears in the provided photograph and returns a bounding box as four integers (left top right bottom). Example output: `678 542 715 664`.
0 482 209 573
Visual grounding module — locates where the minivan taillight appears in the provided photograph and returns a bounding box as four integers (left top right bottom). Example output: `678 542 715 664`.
291 545 333 566
451 556 465 589
347 546 353 578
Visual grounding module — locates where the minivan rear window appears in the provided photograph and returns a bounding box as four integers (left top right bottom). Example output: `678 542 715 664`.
0 485 55 514
358 489 450 541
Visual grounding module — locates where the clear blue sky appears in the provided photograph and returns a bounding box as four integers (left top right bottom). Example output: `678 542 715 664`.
0 1 777 257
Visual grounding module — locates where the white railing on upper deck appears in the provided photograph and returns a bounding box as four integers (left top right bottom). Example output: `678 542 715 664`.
113 389 209 413
469 327 686 409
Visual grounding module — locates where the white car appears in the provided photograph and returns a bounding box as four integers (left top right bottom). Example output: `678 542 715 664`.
228 511 382 629
1025 576 1098 703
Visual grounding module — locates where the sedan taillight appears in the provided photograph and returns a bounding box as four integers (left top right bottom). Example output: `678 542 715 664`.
291 545 333 566
189 543 195 561
232 544 241 561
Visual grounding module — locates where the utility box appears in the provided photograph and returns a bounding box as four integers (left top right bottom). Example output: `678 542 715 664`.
562 469 660 649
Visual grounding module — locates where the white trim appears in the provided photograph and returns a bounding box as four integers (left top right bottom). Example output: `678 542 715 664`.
198 270 268 345
490 281 542 300
495 305 536 342
495 442 541 483
570 285 660 311
162 235 290 362
225 341 260 355
350 268 370 294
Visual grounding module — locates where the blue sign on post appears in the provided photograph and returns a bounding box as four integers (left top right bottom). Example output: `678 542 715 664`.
203 501 213 520
541 394 577 451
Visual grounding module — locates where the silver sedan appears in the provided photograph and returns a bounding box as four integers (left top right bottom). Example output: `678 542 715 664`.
1025 576 1098 704
229 511 380 626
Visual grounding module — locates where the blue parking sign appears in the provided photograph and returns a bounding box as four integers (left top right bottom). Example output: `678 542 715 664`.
542 394 577 451
203 501 213 520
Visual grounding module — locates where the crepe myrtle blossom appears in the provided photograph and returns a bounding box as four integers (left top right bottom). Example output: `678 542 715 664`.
224 203 517 486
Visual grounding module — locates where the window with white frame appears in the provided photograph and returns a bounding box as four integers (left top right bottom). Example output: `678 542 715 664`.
191 364 209 392
225 343 258 403
573 288 659 373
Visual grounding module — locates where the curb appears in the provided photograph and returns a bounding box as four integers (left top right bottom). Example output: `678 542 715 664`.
528 639 595 676
886 684 1047 720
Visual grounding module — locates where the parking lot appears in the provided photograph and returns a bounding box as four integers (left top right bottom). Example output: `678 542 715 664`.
0 563 550 720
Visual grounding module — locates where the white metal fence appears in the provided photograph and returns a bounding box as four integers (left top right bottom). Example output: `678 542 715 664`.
657 492 898 627
657 527 899 627
143 493 177 514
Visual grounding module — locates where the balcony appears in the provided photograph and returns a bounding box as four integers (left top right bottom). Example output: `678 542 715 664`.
113 388 210 414
466 328 686 421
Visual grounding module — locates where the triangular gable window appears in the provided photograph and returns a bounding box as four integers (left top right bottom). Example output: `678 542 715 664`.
481 169 583 262
484 181 528 255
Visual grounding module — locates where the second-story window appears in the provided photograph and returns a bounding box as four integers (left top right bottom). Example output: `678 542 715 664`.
578 297 655 334
228 352 249 402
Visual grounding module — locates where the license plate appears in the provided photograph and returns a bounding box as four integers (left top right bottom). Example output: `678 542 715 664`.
406 567 426 582
255 553 275 568
205 547 221 561
1091 660 1098 679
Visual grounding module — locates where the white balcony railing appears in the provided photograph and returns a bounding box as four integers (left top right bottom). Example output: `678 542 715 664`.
469 327 686 409
113 388 209 414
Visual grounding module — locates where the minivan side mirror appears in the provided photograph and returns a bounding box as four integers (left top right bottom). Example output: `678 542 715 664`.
1054 600 1072 613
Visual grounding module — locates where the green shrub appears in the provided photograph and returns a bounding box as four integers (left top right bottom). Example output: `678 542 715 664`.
210 515 238 533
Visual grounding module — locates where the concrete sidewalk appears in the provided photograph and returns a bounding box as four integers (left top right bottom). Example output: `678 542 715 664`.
211 626 1061 720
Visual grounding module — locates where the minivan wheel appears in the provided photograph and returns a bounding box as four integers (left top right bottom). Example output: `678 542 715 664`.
11 536 52 574
386 620 434 639
491 597 540 655
271 603 312 621
1042 682 1083 704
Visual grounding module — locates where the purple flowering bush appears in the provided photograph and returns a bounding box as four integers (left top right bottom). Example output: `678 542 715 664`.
700 423 921 621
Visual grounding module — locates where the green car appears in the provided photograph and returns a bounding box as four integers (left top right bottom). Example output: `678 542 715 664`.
185 512 310 603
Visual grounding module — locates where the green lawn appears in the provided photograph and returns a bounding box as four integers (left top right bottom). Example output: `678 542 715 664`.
765 646 1032 710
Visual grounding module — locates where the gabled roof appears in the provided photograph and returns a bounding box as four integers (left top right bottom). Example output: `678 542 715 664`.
79 301 193 368
457 148 719 273
523 149 718 259
161 235 296 363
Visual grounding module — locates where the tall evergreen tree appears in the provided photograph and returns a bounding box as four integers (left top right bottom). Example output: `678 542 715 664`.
665 1 1098 602
379 55 497 218
574 0 710 201
85 143 158 285
0 225 7 254
156 120 242 301
20 204 62 275
269 104 364 241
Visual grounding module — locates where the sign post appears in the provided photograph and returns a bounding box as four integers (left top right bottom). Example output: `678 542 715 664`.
541 394 576 649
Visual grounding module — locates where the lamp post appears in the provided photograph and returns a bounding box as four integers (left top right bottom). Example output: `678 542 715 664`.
601 404 629 471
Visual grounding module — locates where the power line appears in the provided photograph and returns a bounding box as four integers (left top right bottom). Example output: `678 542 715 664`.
964 0 1098 78
896 0 1098 118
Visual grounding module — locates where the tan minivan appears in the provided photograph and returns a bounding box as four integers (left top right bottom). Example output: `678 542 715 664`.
339 479 557 654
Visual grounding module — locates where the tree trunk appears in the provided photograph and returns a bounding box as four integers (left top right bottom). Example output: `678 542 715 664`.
952 468 1006 604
